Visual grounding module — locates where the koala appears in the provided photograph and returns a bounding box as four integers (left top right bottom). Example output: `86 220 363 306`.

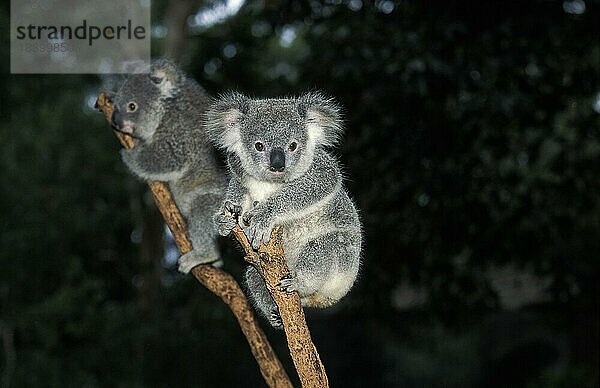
109 59 226 273
205 91 362 328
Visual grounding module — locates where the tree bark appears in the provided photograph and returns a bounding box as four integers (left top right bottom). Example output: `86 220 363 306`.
229 224 330 388
96 92 292 388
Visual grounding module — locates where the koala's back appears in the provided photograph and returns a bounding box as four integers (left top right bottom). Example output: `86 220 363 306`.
160 78 226 214
162 76 226 267
158 79 209 142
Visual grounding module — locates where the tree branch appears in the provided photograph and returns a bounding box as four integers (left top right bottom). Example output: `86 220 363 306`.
228 223 330 388
96 92 292 388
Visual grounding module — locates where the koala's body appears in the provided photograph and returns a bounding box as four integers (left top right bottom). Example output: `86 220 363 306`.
206 92 362 328
110 59 226 272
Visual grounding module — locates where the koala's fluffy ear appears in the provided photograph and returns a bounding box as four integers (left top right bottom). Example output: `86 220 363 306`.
149 59 182 98
204 91 250 153
297 91 343 148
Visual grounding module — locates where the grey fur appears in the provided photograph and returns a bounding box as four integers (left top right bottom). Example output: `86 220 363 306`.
206 91 362 328
111 59 226 273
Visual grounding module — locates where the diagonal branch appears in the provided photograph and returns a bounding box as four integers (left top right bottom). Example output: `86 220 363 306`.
96 92 292 388
227 223 329 387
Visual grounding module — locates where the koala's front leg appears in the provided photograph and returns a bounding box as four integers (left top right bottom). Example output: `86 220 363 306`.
242 202 276 250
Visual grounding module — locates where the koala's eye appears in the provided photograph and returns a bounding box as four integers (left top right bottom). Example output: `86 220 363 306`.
127 102 138 112
254 142 265 152
289 142 298 152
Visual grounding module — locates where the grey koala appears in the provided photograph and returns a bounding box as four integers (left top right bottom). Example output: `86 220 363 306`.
205 91 362 328
109 59 226 273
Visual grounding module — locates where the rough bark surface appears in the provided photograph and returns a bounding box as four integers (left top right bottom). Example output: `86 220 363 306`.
96 92 292 388
229 223 330 388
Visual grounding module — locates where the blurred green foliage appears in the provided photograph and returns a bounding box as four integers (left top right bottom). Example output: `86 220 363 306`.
1 1 598 387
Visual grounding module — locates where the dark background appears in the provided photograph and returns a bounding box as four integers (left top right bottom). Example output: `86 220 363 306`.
1 0 599 387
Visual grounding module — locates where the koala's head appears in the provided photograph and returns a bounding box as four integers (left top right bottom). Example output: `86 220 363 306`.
110 59 183 141
205 92 343 182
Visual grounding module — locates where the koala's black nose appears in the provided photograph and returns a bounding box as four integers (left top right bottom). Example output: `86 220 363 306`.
269 148 285 172
111 108 121 129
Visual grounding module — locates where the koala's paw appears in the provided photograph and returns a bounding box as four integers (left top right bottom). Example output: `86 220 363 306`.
241 201 260 226
246 222 274 250
178 251 221 274
242 207 274 249
224 201 242 218
241 211 252 227
213 212 237 236
276 274 299 293
268 310 283 329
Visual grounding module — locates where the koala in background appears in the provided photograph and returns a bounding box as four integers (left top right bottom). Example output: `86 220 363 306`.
109 59 226 273
206 92 362 328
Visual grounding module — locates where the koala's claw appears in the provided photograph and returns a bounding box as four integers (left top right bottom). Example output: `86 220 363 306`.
241 205 273 249
224 201 242 218
277 274 298 293
242 212 252 227
247 225 273 250
269 310 283 329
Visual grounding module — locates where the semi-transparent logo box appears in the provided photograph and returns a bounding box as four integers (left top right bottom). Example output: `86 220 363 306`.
11 0 151 74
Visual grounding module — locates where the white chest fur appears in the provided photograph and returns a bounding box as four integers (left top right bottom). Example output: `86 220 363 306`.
244 176 283 203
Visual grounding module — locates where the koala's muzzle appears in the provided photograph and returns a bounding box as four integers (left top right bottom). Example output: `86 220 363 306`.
269 148 285 172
